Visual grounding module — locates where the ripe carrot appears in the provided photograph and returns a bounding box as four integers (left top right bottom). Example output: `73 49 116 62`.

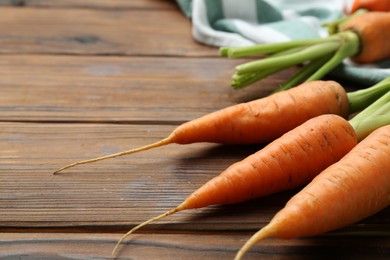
110 83 390 256
350 0 390 13
221 12 390 89
53 80 350 174
111 88 390 256
111 114 358 255
341 11 390 63
235 125 390 260
53 77 390 174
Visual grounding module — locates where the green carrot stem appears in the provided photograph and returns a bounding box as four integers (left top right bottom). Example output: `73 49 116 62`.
273 55 333 93
233 35 357 91
351 81 390 119
232 67 282 89
323 9 368 35
231 46 310 89
373 101 390 117
347 77 390 113
235 41 340 75
270 45 309 58
349 90 390 141
351 114 390 142
219 46 230 57
305 31 359 82
220 35 340 58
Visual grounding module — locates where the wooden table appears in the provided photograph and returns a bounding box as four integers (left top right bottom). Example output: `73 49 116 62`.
0 1 389 259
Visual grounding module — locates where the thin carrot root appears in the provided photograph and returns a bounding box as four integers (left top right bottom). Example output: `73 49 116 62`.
53 136 173 174
111 202 186 256
234 224 274 260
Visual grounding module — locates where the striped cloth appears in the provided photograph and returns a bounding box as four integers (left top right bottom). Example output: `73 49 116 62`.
176 0 390 86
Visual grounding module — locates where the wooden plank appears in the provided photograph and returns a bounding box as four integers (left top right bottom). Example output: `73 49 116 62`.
0 122 389 233
0 55 293 123
0 121 271 228
1 233 389 259
0 6 215 56
0 0 177 10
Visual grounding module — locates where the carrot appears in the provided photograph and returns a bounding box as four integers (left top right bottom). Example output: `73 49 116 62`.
350 0 390 13
220 12 390 90
234 89 390 259
52 80 349 174
341 11 390 63
53 77 390 174
111 86 390 256
235 124 390 260
111 113 358 256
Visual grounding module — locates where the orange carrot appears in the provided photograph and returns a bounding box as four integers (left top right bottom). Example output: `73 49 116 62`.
350 0 390 13
111 114 358 255
235 125 390 260
341 12 390 63
53 80 349 174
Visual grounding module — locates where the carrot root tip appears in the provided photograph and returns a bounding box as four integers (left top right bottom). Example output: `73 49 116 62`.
53 136 173 175
235 224 274 260
111 204 186 256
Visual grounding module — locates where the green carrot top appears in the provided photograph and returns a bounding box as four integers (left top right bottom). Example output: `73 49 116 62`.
348 77 390 141
220 30 360 90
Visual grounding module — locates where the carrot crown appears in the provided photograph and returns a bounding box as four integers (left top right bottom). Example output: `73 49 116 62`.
348 77 390 141
347 77 390 113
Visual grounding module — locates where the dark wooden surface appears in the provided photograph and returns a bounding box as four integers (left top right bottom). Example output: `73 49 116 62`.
0 1 389 259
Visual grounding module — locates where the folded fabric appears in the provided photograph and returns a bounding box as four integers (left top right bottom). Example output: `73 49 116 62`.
176 0 390 86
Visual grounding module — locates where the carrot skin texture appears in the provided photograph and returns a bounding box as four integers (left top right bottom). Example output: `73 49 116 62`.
112 114 358 255
183 114 357 209
342 12 390 63
265 125 389 238
53 80 349 174
171 81 349 145
235 125 390 260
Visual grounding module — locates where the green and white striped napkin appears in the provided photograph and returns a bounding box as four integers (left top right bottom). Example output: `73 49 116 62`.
176 0 390 86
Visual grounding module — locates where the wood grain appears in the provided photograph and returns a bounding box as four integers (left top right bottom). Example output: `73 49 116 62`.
0 122 388 234
0 54 294 123
0 6 215 56
0 1 388 258
1 233 389 259
0 121 271 228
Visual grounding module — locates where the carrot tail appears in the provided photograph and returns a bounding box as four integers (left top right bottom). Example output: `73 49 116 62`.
111 203 186 256
53 136 173 174
234 224 274 260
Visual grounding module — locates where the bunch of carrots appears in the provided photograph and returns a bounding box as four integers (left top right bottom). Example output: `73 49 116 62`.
53 4 390 259
54 78 390 258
